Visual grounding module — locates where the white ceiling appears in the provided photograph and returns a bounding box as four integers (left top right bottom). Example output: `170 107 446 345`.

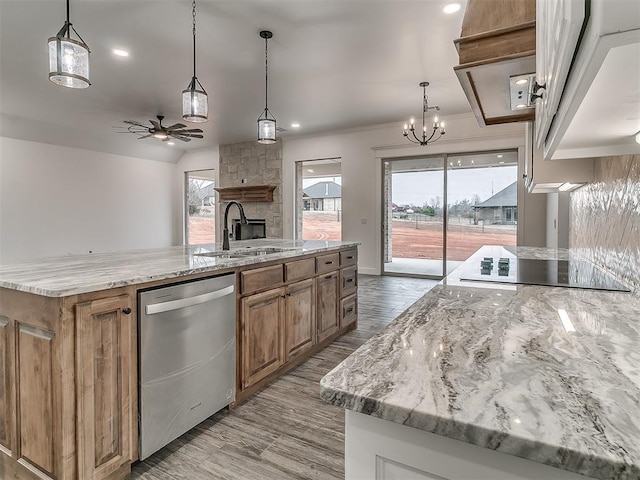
0 0 471 163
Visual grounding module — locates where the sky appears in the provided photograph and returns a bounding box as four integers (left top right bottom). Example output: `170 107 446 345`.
302 168 517 206
392 166 517 206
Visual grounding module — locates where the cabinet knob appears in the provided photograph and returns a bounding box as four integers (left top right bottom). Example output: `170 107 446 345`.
122 307 132 315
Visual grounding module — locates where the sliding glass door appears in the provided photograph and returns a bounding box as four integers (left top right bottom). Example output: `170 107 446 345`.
382 150 518 279
382 157 445 277
446 152 518 274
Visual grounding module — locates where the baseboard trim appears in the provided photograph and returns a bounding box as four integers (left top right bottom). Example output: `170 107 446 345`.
358 267 378 275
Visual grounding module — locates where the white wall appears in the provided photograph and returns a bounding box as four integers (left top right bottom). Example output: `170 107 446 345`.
0 137 177 263
546 192 570 249
283 114 530 274
172 147 220 243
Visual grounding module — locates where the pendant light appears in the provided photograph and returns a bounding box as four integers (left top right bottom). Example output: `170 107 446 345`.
257 30 276 144
48 0 90 88
182 0 208 123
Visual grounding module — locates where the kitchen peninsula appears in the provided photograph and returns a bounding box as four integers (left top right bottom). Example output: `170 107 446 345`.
0 239 358 480
321 246 640 480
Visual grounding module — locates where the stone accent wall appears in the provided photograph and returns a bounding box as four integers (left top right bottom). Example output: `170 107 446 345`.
383 161 393 263
218 139 283 239
570 154 640 294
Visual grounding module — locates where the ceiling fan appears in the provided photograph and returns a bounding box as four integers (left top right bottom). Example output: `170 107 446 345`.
118 115 204 142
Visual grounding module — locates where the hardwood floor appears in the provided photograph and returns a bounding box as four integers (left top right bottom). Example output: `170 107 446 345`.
130 275 438 480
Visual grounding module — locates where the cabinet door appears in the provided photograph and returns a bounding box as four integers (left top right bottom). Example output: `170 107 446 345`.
76 294 135 480
241 288 285 389
316 272 339 343
534 0 586 147
284 279 316 361
0 315 12 454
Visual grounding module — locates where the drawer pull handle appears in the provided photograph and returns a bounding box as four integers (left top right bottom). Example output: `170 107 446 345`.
346 256 354 260
325 275 335 280
346 279 354 283
346 307 354 313
122 307 132 315
325 261 334 265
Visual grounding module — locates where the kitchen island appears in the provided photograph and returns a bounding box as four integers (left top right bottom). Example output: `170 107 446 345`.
321 246 640 480
0 239 358 480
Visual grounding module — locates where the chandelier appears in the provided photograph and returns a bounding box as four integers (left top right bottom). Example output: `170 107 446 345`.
48 0 90 89
403 82 445 146
257 30 276 144
182 0 208 123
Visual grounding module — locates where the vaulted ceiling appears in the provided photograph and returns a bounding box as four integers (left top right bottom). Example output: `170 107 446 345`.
0 0 470 162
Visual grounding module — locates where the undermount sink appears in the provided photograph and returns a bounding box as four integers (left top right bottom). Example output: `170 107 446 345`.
194 252 246 259
194 246 293 259
231 247 291 256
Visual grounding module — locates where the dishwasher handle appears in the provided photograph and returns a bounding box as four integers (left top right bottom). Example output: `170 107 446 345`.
145 284 235 315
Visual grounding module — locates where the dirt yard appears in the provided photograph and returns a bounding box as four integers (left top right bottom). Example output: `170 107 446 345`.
186 210 516 262
302 211 515 261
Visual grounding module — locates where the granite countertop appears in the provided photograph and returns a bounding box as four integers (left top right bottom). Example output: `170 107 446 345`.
0 239 358 297
320 246 640 480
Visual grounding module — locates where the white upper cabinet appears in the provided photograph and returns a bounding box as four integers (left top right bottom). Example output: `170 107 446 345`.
534 0 585 148
535 0 640 160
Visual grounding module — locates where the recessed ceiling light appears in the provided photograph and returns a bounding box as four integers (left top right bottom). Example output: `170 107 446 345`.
515 78 528 85
291 122 300 128
113 49 129 57
499 161 505 164
443 3 461 14
497 154 503 158
167 141 175 146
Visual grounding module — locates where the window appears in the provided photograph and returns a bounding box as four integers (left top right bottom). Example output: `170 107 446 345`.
185 170 216 245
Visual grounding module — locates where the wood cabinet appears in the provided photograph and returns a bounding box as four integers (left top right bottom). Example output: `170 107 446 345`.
237 247 358 399
76 294 136 480
241 288 285 389
0 288 136 480
284 279 316 361
316 272 340 343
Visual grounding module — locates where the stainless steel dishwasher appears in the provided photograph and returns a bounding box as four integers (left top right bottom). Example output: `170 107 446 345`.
138 273 236 460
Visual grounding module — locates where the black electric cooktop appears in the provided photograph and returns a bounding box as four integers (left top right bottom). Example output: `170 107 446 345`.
460 258 631 292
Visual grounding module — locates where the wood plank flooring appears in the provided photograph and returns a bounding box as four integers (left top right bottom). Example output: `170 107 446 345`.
130 275 438 480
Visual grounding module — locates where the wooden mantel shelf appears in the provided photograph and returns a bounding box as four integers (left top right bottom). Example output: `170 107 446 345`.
215 185 277 202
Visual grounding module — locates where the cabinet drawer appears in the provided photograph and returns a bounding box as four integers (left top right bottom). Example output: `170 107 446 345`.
340 248 357 267
316 253 340 274
285 258 316 283
340 294 357 329
340 266 357 298
240 265 284 295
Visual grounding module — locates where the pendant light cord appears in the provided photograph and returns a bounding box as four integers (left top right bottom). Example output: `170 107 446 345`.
192 0 197 79
264 35 269 111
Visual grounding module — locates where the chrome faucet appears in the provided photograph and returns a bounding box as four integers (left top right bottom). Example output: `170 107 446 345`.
222 200 248 250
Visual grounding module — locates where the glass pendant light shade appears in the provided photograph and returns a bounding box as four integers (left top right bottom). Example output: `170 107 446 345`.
48 15 90 89
257 109 276 144
183 0 208 123
182 77 208 122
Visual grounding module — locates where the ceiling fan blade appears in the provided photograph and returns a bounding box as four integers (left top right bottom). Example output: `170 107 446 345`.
174 137 192 142
166 123 187 130
185 134 204 139
150 120 161 130
137 134 153 139
124 120 148 128
176 128 204 133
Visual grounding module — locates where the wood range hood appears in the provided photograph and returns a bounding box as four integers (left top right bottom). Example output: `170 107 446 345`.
454 0 536 126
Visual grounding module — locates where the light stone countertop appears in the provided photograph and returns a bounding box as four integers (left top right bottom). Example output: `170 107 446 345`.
320 246 640 480
0 239 359 297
